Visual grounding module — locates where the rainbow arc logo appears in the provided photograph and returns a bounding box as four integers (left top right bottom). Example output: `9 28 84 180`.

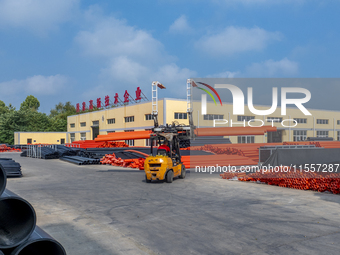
192 81 223 106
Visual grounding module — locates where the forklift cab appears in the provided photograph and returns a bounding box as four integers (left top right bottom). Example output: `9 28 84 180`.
151 134 181 165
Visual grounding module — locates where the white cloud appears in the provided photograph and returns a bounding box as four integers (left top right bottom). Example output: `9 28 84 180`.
195 26 282 56
245 58 299 77
169 15 192 33
207 70 240 78
0 0 79 34
75 14 169 64
75 10 196 99
0 75 69 96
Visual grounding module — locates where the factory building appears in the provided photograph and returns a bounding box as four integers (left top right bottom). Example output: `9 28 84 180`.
65 98 340 146
14 98 340 145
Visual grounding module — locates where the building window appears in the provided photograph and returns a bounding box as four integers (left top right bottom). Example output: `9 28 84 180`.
92 120 99 126
294 118 307 124
317 131 329 137
203 114 224 120
237 136 255 143
338 131 340 141
337 120 340 125
316 119 329 125
237 116 255 122
174 112 187 119
70 123 75 128
266 117 283 123
107 131 115 134
125 130 134 146
293 130 307 141
80 122 86 127
145 114 154 120
80 133 86 141
125 116 134 123
70 133 75 143
107 118 115 124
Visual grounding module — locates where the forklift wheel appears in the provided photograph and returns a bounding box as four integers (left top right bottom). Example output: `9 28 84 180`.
179 165 186 179
166 170 173 183
145 175 151 183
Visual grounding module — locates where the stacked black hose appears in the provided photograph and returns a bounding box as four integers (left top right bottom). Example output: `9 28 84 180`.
0 158 22 177
59 156 100 165
0 165 66 255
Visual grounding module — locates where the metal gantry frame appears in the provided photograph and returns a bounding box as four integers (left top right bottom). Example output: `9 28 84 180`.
152 81 158 116
186 79 193 114
25 144 79 159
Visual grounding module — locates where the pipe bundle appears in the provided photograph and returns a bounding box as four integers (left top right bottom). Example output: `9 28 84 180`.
0 159 22 177
0 165 66 255
221 168 340 194
0 145 21 153
100 150 148 170
96 141 129 148
60 156 100 165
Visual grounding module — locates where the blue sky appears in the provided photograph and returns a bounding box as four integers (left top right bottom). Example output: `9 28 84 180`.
0 0 339 113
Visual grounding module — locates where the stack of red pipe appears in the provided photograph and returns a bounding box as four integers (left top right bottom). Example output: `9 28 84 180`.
72 140 104 148
97 141 129 148
195 126 277 136
191 143 282 162
220 168 340 194
181 154 257 169
95 130 152 142
100 150 148 170
0 144 21 152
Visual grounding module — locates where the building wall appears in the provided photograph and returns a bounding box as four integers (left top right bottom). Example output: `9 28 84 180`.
65 98 340 145
67 99 188 146
14 132 67 145
192 101 340 143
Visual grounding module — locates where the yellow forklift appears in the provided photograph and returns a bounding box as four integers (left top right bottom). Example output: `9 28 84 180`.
144 81 194 183
144 128 186 183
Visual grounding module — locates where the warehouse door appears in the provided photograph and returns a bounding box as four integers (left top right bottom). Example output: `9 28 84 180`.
267 130 282 143
92 126 99 140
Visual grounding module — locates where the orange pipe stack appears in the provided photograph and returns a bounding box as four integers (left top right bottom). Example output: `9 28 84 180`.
97 141 129 148
195 126 277 137
95 130 152 142
221 168 340 194
72 140 104 148
0 144 21 152
182 154 257 169
191 143 282 162
100 150 148 170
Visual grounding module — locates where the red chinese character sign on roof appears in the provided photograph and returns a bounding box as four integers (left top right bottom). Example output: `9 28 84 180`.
114 93 119 105
135 87 142 101
105 95 110 107
82 102 86 111
97 98 101 109
124 90 129 103
89 100 93 110
76 103 80 113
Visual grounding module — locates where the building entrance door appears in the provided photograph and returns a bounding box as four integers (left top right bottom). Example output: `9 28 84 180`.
92 126 99 140
267 130 283 143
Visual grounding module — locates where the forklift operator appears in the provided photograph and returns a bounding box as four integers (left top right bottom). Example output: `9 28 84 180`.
158 140 170 152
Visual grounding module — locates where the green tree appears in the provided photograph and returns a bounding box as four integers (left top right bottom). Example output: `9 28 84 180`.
20 95 40 111
50 101 76 119
0 100 9 115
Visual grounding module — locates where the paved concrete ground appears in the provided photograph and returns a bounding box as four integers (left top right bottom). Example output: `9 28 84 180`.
2 152 340 255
